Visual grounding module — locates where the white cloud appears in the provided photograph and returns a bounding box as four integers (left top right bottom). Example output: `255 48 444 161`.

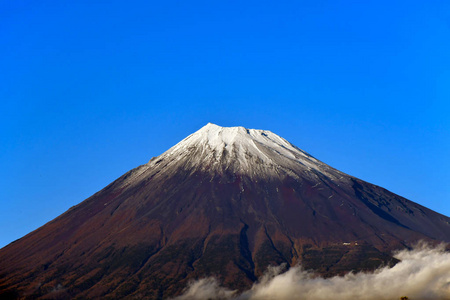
173 243 450 300
173 278 236 300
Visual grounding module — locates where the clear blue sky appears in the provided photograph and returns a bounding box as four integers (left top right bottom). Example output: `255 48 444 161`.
1 0 449 249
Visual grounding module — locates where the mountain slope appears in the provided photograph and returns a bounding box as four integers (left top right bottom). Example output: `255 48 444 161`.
1 123 449 299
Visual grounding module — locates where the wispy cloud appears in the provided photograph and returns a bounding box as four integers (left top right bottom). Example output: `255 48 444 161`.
173 243 450 300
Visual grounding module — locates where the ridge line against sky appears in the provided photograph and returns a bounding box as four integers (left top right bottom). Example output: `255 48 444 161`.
1 0 449 249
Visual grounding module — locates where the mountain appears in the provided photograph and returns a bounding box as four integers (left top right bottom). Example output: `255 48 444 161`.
1 123 449 299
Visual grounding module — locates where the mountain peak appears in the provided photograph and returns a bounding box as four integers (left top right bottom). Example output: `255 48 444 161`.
185 123 291 152
197 123 252 145
151 123 340 181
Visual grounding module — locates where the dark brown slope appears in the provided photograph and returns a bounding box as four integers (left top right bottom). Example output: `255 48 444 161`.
1 124 449 299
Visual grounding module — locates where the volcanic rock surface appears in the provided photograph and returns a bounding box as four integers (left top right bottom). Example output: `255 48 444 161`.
1 123 450 299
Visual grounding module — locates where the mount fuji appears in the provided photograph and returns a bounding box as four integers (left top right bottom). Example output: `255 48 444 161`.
1 123 449 299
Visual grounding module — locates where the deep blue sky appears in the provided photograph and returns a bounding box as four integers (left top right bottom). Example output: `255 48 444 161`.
1 0 449 248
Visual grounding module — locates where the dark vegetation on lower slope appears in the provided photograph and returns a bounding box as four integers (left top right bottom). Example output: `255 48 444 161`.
1 156 449 299
0 235 399 299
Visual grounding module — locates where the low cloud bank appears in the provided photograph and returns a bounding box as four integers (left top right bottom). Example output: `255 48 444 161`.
174 243 450 300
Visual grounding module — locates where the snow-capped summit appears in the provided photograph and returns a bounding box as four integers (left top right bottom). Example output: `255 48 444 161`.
180 123 303 159
151 123 341 181
190 123 295 153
